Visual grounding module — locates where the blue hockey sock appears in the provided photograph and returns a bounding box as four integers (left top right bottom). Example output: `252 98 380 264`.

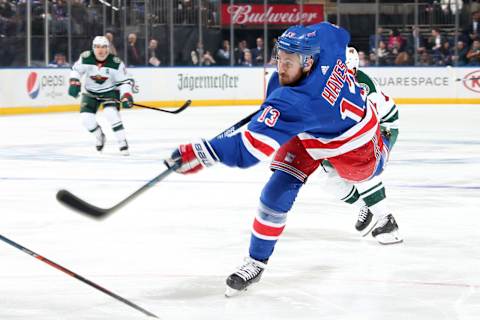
249 171 303 261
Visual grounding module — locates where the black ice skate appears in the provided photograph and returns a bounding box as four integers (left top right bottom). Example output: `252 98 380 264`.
371 214 403 245
355 206 377 237
225 257 267 297
96 131 106 152
119 140 129 156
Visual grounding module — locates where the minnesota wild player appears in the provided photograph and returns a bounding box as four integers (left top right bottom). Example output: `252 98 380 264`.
321 46 401 244
69 36 134 155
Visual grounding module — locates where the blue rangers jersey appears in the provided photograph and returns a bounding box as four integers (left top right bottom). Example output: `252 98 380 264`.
209 22 379 168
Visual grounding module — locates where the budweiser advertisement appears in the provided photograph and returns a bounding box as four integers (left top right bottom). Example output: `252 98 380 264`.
221 4 324 26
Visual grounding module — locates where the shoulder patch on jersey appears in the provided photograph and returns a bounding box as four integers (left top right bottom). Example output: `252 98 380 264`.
81 51 91 58
81 50 96 65
103 54 121 70
356 69 377 95
359 83 370 95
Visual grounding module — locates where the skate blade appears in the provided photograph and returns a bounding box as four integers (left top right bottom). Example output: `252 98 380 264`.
359 219 378 237
120 150 130 156
374 230 403 245
224 286 245 298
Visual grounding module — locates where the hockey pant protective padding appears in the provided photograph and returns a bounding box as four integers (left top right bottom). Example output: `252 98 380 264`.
103 107 127 142
320 162 361 205
81 112 99 132
249 170 304 261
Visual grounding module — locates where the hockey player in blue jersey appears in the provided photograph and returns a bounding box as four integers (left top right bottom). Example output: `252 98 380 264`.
165 22 397 296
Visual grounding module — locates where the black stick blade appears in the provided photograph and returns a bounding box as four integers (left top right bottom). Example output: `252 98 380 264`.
56 189 110 219
173 99 192 114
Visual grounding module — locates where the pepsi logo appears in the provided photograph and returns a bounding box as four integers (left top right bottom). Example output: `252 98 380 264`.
26 72 40 99
462 70 480 93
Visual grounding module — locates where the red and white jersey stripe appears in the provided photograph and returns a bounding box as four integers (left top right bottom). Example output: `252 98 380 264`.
298 101 379 159
241 129 280 161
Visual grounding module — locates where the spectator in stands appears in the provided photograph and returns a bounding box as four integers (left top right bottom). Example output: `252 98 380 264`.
251 37 265 66
464 10 480 45
395 51 410 65
48 53 70 67
369 27 385 54
368 52 376 65
387 28 406 53
105 31 118 56
466 39 480 65
386 28 408 65
374 40 392 65
454 28 469 47
191 41 205 66
418 51 432 66
147 39 161 67
216 40 231 66
202 50 216 66
241 49 253 67
190 41 216 66
407 26 427 57
429 28 443 52
358 51 370 67
234 40 248 65
435 41 453 65
452 40 469 65
127 32 143 66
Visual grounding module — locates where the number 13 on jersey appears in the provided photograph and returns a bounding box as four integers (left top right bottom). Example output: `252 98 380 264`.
257 106 280 127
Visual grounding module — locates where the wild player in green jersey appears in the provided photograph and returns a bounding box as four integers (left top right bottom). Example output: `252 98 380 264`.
321 46 402 244
68 36 134 155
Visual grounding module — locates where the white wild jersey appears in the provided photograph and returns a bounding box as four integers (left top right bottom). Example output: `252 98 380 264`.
70 50 133 97
356 69 399 147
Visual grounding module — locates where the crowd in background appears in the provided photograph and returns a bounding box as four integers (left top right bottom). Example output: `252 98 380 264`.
363 10 480 66
1 0 480 67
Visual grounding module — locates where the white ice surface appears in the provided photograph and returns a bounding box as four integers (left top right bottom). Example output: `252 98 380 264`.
0 105 479 320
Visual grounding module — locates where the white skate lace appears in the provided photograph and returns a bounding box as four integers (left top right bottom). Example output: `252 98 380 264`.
358 206 369 223
235 257 266 281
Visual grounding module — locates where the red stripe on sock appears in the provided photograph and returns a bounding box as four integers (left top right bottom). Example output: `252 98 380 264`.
253 218 285 237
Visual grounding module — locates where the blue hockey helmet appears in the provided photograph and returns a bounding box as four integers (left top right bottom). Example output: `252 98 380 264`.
275 25 321 67
276 25 321 55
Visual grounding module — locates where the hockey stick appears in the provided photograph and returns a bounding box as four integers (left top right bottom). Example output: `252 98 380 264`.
0 233 158 318
82 92 192 115
455 77 480 82
56 109 259 219
132 100 192 114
